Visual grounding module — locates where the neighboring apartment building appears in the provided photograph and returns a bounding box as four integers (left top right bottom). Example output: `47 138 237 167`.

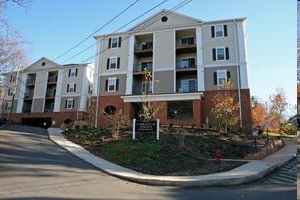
1 57 94 127
92 10 252 131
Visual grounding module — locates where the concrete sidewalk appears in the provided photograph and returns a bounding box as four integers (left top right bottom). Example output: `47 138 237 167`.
48 128 296 187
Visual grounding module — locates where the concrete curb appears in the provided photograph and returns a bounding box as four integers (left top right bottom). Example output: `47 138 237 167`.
48 128 296 186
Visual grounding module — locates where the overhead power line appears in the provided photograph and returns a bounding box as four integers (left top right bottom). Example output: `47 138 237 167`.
54 0 141 61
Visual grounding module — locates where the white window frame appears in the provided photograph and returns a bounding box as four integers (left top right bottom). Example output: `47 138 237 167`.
216 47 226 60
66 98 74 109
108 77 117 92
109 57 117 69
69 68 77 77
111 37 119 48
67 83 76 93
217 70 227 86
215 25 224 37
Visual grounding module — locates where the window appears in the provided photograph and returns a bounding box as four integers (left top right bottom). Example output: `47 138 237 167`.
68 68 78 77
67 83 76 93
108 37 122 48
104 105 116 115
213 70 231 86
106 57 120 69
167 101 193 119
141 61 153 70
212 47 229 61
211 25 228 38
105 77 119 92
65 98 74 109
180 37 195 46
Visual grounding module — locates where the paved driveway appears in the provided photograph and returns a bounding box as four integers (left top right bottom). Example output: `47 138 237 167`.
0 125 296 200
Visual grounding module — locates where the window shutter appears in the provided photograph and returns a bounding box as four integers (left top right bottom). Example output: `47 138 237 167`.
108 38 111 48
105 80 108 91
224 25 228 37
68 69 71 77
213 72 217 85
227 71 231 80
118 37 122 47
65 100 67 108
74 84 76 92
75 68 78 76
116 79 119 91
225 47 229 60
106 58 110 69
117 57 120 69
212 48 216 61
211 26 215 38
67 84 69 92
72 99 75 108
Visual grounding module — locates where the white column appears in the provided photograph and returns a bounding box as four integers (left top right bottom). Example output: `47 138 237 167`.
237 22 249 89
196 27 205 91
16 73 26 113
53 69 63 112
126 36 134 95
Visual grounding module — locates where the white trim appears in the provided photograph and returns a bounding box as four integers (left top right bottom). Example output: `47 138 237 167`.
121 92 203 103
108 56 118 70
173 30 176 93
152 32 156 93
16 73 26 113
107 77 117 92
204 62 239 68
126 36 134 95
100 71 127 76
196 26 205 91
54 70 63 112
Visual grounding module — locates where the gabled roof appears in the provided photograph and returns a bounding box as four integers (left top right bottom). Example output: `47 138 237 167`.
23 57 60 72
127 9 204 32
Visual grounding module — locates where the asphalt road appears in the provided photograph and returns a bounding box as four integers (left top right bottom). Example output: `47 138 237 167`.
0 125 296 200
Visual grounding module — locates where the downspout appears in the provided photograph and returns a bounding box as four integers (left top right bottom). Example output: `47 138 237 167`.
233 19 243 129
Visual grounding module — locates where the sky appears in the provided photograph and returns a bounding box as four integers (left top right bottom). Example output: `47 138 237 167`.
3 0 297 113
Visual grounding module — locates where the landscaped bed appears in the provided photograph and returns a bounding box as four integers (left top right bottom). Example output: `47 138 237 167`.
63 127 272 176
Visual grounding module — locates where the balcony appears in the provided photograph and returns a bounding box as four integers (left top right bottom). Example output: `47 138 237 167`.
176 59 197 73
133 62 153 74
177 80 197 93
26 79 36 85
24 93 33 99
134 42 153 57
176 37 196 53
132 82 152 95
47 76 58 84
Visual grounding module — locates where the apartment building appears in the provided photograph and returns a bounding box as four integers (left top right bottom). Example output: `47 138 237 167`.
1 57 94 127
92 10 252 131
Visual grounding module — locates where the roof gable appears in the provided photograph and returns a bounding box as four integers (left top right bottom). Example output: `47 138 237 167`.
23 57 60 72
128 9 204 32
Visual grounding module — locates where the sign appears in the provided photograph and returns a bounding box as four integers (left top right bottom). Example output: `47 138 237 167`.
135 120 157 132
132 119 160 140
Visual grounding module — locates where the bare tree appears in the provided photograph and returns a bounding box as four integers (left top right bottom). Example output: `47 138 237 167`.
0 0 30 73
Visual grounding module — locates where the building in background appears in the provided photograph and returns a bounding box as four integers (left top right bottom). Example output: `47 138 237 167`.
92 9 252 131
1 57 94 128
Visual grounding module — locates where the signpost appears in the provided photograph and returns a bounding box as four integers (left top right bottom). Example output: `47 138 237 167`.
132 118 160 140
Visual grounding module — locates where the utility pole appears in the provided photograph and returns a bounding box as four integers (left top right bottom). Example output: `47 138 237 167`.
7 65 21 123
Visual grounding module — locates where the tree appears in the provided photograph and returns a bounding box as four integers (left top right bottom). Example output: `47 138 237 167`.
0 0 29 73
268 88 288 132
210 80 239 133
251 96 267 128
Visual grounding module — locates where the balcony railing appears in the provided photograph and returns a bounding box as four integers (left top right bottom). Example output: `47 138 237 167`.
132 83 152 95
133 63 153 73
24 93 33 99
134 42 153 57
176 60 196 70
177 82 197 93
26 79 36 85
48 76 57 83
